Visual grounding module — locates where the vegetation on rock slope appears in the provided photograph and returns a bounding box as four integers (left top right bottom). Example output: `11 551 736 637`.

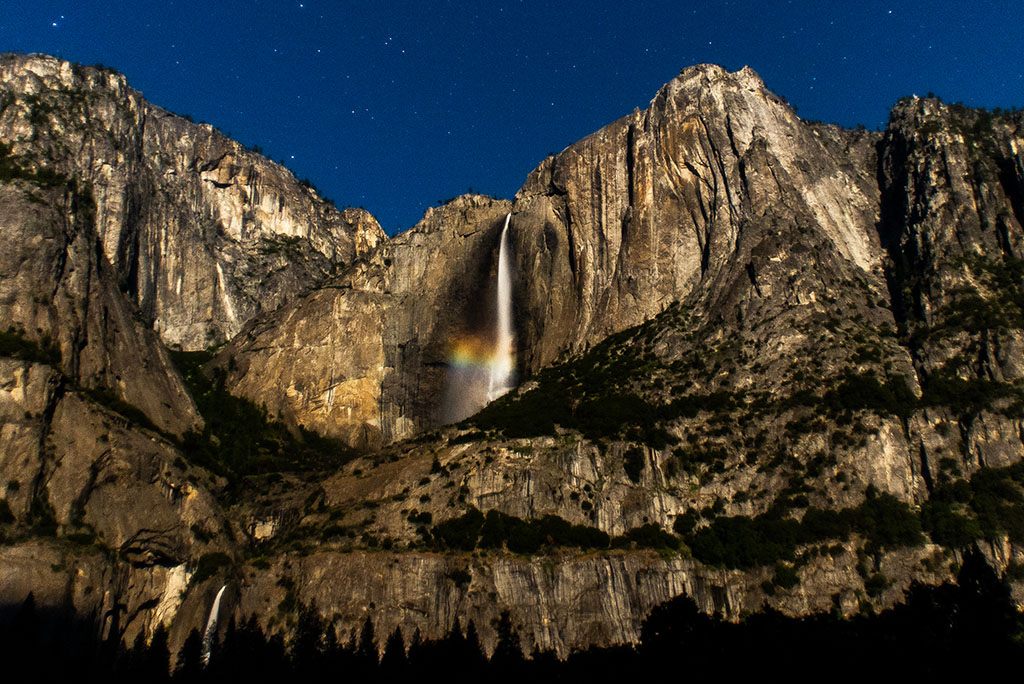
171 350 357 487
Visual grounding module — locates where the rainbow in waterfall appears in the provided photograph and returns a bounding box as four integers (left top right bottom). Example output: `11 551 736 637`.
442 213 516 421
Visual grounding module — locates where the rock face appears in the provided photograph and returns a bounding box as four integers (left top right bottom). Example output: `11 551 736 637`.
221 65 892 448
511 66 882 369
880 98 1024 480
233 544 952 655
0 356 233 650
0 182 198 435
2 55 1024 661
220 195 512 448
0 53 384 350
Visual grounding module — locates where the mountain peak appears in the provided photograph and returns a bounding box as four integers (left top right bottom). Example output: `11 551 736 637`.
661 63 767 98
2 53 1024 665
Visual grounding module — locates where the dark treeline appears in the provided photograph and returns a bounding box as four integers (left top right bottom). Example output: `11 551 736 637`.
1 551 1020 683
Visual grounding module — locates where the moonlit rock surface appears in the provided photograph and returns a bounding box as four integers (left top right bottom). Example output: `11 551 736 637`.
2 55 1024 661
0 53 385 350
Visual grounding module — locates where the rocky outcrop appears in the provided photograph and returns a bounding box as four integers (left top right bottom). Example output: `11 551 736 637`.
233 542 951 657
0 359 60 521
0 359 233 650
0 182 198 435
510 65 883 369
2 54 1024 662
220 65 892 447
0 53 385 350
217 69 1024 512
219 195 511 448
880 98 1024 482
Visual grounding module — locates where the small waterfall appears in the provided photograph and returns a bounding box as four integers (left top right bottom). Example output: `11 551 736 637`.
214 263 238 326
487 213 515 401
201 584 227 666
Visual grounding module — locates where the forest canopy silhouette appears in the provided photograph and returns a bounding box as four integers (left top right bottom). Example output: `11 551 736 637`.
1 550 1019 682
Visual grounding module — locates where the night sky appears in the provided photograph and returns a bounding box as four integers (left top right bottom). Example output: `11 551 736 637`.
2 1 1022 234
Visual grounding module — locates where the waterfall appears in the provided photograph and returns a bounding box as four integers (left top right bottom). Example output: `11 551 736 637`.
201 584 227 666
214 263 238 326
487 213 515 401
441 212 517 422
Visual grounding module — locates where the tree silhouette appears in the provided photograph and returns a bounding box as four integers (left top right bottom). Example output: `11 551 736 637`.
406 627 425 671
148 624 172 682
2 565 1022 681
461 620 487 674
356 615 377 672
380 626 406 676
490 611 525 681
290 603 325 673
174 628 203 681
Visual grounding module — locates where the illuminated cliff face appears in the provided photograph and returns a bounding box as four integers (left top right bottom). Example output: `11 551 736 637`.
3 52 1024 661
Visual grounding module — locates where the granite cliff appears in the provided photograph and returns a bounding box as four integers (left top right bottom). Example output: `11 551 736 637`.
1 54 1024 659
0 53 384 351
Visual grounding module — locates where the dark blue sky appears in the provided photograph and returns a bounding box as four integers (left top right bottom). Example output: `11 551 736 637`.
2 1 1022 233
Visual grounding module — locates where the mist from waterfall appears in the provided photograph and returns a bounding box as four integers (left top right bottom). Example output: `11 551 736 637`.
201 584 227 666
441 213 516 423
487 213 515 401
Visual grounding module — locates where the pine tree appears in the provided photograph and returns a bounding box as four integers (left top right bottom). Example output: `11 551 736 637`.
291 603 326 676
406 627 424 670
356 615 377 667
147 623 172 682
490 611 525 681
174 629 204 681
463 620 487 672
4 594 39 682
380 626 406 674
